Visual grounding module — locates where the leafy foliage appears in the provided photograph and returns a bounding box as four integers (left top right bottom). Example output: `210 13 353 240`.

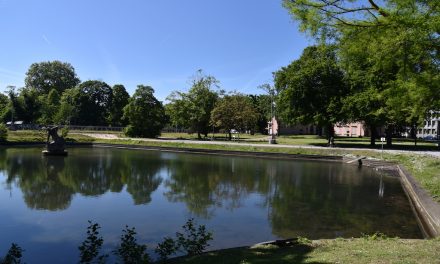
113 226 150 264
25 60 80 94
155 237 177 262
282 0 440 145
75 81 114 126
154 219 213 261
166 70 219 138
0 124 7 142
210 93 258 140
123 85 166 138
275 45 348 141
39 89 61 124
109 84 130 126
175 218 213 256
78 221 107 264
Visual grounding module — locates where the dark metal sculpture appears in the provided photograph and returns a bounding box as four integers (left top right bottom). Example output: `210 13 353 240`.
43 126 67 156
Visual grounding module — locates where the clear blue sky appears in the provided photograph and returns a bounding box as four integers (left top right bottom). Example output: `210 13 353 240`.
0 0 311 101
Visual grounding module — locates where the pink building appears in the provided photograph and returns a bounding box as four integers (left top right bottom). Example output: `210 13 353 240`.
334 122 367 137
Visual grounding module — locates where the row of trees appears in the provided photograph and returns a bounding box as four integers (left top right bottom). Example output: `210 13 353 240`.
276 0 439 146
1 63 271 139
165 70 270 140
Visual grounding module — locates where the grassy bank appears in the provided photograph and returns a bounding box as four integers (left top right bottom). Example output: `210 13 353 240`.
176 237 440 264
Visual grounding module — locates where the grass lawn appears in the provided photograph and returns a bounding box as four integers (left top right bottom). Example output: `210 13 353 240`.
6 130 96 143
175 237 440 264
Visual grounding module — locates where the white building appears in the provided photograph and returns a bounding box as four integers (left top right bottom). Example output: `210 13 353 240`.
417 111 440 139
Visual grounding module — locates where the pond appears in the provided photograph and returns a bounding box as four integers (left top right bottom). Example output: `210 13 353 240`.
0 147 421 263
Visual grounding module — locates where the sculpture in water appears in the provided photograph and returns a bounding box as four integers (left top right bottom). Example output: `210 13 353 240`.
43 126 67 156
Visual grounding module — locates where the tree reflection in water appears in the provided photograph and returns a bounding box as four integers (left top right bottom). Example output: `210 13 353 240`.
0 147 163 210
0 147 421 239
163 155 421 239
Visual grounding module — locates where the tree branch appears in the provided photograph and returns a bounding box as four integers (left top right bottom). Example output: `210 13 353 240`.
368 0 389 17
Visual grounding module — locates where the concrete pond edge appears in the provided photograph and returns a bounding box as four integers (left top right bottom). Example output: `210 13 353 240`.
398 165 440 238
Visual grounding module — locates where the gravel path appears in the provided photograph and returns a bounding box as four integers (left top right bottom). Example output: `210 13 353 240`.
81 133 440 159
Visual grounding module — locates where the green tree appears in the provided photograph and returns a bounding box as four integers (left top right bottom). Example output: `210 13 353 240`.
0 93 9 123
58 81 113 126
25 61 80 94
248 94 272 134
123 85 166 138
210 93 258 140
54 88 78 125
283 0 440 145
109 84 130 126
39 89 61 125
18 88 42 124
0 124 7 142
4 86 26 124
274 45 348 144
166 70 219 139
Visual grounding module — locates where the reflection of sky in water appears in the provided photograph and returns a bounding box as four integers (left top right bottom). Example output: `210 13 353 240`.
0 147 422 263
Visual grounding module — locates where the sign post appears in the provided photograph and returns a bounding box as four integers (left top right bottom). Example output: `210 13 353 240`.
380 137 385 159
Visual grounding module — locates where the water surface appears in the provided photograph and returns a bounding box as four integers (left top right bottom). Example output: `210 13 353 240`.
0 147 421 263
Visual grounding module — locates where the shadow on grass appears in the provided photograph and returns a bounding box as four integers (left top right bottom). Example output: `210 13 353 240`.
308 138 439 151
170 243 326 264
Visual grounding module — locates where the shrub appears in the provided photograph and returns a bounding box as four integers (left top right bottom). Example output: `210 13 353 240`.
175 218 213 256
78 221 107 264
155 237 177 262
113 226 150 264
0 124 7 142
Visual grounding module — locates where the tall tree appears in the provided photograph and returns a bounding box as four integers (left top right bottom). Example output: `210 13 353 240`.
283 0 440 146
25 61 80 94
74 80 113 126
166 70 219 139
210 93 258 140
39 89 61 125
123 85 166 138
248 94 272 134
54 88 78 125
109 84 130 126
4 86 26 124
18 88 42 123
0 93 9 123
274 45 348 144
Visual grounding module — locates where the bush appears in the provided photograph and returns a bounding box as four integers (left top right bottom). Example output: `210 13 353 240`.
0 124 7 142
176 218 213 256
78 221 107 264
113 226 150 264
155 219 213 262
155 237 177 262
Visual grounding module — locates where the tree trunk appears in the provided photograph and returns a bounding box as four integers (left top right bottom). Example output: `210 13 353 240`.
228 132 232 141
317 126 323 136
370 124 376 146
197 132 201 139
385 125 393 147
411 124 417 147
327 124 335 147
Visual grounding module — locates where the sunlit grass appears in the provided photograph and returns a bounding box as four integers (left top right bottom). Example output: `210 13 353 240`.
175 238 440 264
